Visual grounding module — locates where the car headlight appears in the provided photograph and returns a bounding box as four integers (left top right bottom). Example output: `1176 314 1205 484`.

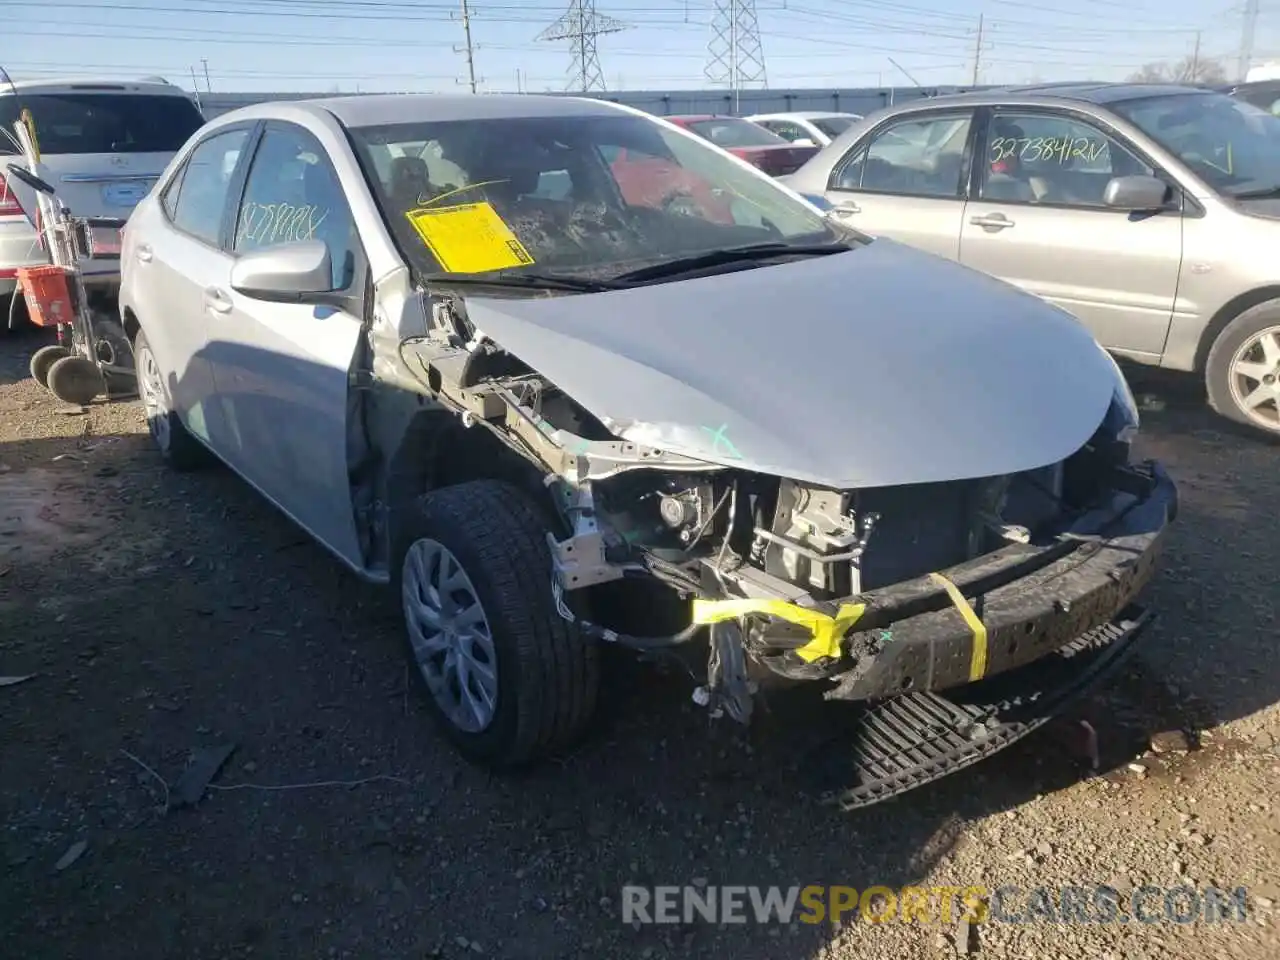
1098 342 1140 442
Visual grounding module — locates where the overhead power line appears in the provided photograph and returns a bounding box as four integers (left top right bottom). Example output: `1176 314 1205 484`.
537 0 630 93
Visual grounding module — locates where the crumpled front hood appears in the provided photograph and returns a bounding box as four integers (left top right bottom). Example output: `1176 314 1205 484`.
462 239 1116 489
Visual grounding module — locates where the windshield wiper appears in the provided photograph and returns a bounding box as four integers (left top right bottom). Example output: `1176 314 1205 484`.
608 241 850 284
1229 184 1280 200
423 270 627 293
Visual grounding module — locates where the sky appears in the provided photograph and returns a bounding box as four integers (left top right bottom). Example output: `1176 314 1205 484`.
0 0 1276 94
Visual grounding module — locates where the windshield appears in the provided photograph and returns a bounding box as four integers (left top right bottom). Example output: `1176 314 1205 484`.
0 92 204 155
1112 91 1280 195
349 112 841 282
812 116 857 139
685 117 788 149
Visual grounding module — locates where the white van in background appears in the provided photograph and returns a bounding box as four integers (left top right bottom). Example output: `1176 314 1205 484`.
1 77 205 316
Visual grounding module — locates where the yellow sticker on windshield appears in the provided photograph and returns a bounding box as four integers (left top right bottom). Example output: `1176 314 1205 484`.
405 201 535 274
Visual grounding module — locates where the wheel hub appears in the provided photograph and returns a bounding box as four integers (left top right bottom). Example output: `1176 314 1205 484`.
1228 327 1280 428
138 346 170 451
402 537 498 733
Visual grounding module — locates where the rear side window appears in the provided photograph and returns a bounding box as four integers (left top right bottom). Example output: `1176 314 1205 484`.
0 93 204 155
169 128 250 245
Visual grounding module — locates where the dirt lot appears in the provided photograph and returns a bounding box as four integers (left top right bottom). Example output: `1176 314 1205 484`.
1 326 1278 960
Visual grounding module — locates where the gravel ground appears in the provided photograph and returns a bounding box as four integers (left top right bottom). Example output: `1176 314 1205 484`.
1 326 1278 960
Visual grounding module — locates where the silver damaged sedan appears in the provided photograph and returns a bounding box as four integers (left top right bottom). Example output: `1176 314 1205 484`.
118 94 1177 805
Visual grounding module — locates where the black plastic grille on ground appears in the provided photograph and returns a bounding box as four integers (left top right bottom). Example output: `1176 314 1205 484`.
824 609 1150 811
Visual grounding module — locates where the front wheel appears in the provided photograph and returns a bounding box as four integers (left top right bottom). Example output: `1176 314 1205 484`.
392 480 600 768
1206 300 1280 434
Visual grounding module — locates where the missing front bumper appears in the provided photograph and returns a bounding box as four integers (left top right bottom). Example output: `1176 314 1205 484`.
755 460 1177 700
821 605 1151 810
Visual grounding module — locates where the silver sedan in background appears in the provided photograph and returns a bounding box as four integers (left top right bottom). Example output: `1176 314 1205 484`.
786 83 1280 435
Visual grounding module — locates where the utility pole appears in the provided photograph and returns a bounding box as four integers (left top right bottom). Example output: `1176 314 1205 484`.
971 13 983 86
1238 0 1259 81
200 58 212 93
458 0 478 93
1190 30 1201 82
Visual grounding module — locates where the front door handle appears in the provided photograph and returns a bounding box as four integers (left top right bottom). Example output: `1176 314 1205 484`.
203 287 233 315
135 244 153 263
832 201 861 217
969 212 1015 230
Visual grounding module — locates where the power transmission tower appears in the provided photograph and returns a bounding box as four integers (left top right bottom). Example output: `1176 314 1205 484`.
1238 0 1259 81
705 0 767 113
537 1 630 93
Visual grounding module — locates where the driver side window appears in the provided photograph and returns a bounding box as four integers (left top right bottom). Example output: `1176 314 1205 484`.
832 112 972 199
981 112 1154 208
232 125 358 290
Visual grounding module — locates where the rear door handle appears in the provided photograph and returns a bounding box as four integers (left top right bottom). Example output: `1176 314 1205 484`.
969 213 1015 230
203 287 233 315
135 244 153 263
832 201 861 217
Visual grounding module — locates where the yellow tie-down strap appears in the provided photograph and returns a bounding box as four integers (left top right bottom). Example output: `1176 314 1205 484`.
691 597 867 663
928 572 988 682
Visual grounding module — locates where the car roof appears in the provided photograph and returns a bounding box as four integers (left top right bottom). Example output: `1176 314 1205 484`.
0 77 190 97
747 111 860 120
881 81 1213 113
268 93 631 128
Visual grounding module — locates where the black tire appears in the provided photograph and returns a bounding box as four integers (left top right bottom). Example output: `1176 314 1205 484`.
29 343 70 387
1205 299 1280 434
92 316 137 398
133 328 210 470
45 355 104 405
392 479 600 768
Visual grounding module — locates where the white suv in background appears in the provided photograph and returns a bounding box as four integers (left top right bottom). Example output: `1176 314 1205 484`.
1 77 205 319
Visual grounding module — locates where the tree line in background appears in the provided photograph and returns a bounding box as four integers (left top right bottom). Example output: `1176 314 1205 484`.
1127 55 1228 86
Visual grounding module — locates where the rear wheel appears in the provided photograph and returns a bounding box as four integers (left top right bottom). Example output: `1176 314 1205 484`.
134 328 209 470
393 480 600 768
1206 300 1280 434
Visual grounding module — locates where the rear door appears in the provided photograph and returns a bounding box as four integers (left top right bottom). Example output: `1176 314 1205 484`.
820 109 975 259
207 120 367 568
130 124 256 443
958 108 1183 359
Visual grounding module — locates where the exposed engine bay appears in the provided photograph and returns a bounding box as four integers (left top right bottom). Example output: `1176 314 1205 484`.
398 290 1177 724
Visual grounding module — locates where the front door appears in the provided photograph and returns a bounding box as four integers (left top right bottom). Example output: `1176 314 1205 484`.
821 110 974 259
206 121 367 568
959 109 1183 360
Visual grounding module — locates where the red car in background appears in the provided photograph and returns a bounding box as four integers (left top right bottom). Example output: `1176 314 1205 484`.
665 115 820 176
604 144 736 223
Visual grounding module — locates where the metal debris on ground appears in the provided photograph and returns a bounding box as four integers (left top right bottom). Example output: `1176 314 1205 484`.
53 839 88 872
172 742 238 807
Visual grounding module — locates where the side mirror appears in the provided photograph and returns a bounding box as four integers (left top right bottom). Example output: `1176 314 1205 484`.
230 239 334 303
792 137 817 147
1103 174 1169 211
